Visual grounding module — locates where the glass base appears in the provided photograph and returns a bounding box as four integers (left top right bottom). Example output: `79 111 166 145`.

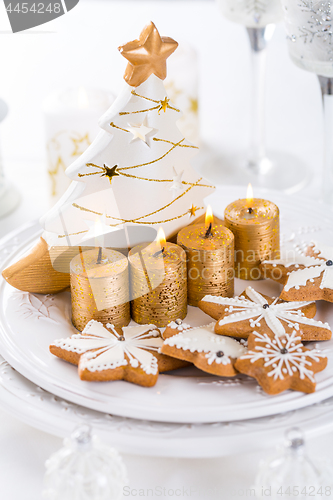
0 182 20 218
194 148 311 194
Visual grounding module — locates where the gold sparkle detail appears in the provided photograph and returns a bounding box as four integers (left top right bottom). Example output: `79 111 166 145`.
119 91 180 116
71 133 91 156
48 156 66 197
188 204 200 217
189 97 198 115
78 163 119 183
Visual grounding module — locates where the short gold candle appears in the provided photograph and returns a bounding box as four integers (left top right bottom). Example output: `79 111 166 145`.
177 223 234 307
224 198 280 281
129 240 187 327
70 248 130 331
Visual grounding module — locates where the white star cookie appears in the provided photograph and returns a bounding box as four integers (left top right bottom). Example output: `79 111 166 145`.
235 330 327 395
198 286 332 341
50 320 188 386
261 242 333 302
161 320 247 377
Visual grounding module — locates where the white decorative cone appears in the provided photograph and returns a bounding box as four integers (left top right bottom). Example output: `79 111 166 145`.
40 74 214 248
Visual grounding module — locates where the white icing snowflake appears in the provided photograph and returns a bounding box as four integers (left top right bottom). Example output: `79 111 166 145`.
163 323 247 366
263 241 333 292
202 287 330 337
52 320 163 375
240 330 323 382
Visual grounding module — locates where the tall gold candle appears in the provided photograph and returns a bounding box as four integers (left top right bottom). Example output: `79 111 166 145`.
70 248 130 331
177 207 234 307
129 229 187 327
224 185 280 281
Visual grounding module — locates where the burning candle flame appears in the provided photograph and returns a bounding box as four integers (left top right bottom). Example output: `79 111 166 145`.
157 227 166 248
246 183 254 208
205 205 214 229
78 86 89 109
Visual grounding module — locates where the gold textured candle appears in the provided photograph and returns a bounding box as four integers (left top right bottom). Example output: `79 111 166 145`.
129 229 187 327
70 248 130 331
224 186 280 280
177 207 234 307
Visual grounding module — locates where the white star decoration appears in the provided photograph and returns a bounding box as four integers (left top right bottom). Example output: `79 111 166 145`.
264 242 333 292
126 118 154 145
202 286 331 336
52 320 163 375
169 167 184 197
240 331 322 382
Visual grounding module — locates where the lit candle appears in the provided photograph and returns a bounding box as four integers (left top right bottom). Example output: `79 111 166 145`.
44 87 114 203
177 206 234 307
70 247 130 332
224 184 280 281
129 228 187 327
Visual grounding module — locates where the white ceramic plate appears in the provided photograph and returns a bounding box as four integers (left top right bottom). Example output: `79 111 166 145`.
0 187 333 424
2 353 333 458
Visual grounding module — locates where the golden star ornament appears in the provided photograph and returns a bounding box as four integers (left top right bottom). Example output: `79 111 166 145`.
118 21 178 87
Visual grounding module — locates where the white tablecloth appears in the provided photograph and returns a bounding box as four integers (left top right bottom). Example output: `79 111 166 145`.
0 0 332 498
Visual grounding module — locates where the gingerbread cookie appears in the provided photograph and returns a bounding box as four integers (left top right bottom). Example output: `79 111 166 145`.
50 320 187 387
198 286 332 341
235 330 327 395
161 321 247 377
261 242 333 302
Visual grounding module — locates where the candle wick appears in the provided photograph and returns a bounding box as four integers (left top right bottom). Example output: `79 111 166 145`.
248 207 253 214
205 223 213 238
97 247 103 264
153 247 165 258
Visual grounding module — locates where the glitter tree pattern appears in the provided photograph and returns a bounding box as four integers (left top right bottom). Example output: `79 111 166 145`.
41 23 214 247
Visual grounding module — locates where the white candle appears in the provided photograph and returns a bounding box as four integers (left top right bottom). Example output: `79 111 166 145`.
44 87 114 203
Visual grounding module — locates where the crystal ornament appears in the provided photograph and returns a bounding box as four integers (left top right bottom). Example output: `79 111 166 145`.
255 428 333 499
43 424 127 500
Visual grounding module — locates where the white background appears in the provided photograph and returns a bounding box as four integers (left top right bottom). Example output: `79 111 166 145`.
0 1 331 498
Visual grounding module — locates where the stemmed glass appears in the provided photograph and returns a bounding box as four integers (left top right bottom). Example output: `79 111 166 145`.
215 0 310 191
280 0 333 203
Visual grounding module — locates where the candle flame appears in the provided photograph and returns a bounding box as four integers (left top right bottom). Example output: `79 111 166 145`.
246 183 254 208
78 86 89 109
205 205 214 229
157 227 166 248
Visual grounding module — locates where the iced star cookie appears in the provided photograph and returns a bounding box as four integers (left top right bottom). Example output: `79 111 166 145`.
161 322 247 377
198 286 332 341
50 320 187 387
261 242 333 302
235 330 327 395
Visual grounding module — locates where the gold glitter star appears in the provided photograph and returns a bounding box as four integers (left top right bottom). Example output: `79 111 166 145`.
189 97 198 114
188 204 199 217
71 133 91 156
118 22 178 87
102 164 119 183
159 97 170 114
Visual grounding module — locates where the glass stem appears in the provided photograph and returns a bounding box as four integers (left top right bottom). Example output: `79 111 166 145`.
246 25 275 174
318 76 333 204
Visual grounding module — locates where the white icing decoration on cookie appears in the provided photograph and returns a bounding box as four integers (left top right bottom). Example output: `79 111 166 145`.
168 321 191 332
163 323 247 366
264 242 333 293
52 320 162 375
202 287 331 337
239 330 323 382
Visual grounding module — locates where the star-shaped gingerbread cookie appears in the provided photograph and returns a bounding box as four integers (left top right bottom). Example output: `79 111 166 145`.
198 286 332 341
161 320 247 377
118 22 178 87
261 242 333 303
50 320 187 387
235 330 327 394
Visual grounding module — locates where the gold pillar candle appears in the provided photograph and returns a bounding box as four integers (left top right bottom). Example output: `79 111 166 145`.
70 248 130 331
129 231 187 327
224 189 280 281
177 208 234 307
